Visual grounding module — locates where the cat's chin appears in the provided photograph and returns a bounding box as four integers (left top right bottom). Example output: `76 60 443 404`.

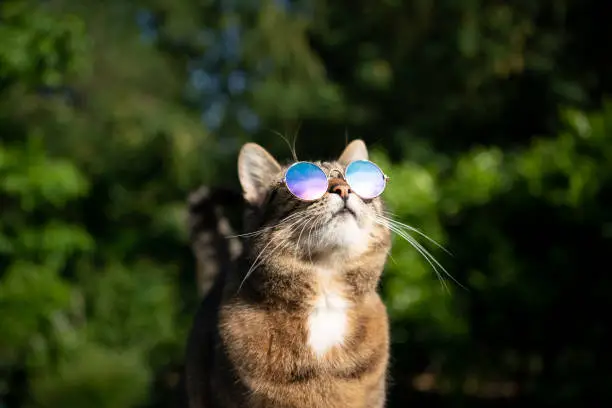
315 214 370 257
301 194 369 256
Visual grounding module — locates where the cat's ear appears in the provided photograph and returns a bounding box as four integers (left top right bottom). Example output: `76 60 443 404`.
338 139 369 165
238 143 281 206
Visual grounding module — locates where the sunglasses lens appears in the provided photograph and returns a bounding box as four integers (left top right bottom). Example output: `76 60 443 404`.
345 160 386 199
285 162 328 201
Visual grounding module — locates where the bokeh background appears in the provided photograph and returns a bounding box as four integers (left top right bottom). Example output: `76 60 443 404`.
2 0 611 407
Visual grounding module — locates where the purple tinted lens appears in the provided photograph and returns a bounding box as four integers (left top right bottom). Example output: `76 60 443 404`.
285 162 328 201
345 160 386 199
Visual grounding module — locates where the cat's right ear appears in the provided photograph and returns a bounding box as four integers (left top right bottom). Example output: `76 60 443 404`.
338 139 369 165
238 143 281 206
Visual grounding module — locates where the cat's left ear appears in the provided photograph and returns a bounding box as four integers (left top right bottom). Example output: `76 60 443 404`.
338 139 369 165
238 143 282 206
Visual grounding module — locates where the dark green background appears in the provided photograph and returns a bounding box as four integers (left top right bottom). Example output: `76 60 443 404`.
1 0 611 407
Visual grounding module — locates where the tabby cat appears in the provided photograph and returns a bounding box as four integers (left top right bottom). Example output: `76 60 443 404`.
184 140 392 408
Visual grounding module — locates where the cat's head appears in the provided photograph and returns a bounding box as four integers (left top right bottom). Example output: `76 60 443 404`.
238 140 390 262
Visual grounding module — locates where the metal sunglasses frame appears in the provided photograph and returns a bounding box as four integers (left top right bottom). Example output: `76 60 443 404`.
281 159 390 201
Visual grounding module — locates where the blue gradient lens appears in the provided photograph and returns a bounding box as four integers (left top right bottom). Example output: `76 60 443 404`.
284 162 328 201
345 160 386 199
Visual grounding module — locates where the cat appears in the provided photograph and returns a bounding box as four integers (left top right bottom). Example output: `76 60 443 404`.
183 140 392 408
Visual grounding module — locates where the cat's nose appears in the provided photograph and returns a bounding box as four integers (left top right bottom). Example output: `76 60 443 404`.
328 178 351 200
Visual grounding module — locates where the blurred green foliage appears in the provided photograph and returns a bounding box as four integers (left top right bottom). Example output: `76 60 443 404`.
1 0 611 407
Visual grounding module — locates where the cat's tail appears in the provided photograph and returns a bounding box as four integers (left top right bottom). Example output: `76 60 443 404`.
187 185 243 298
175 186 243 408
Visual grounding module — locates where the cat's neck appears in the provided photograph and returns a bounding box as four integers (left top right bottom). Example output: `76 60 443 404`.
229 247 388 310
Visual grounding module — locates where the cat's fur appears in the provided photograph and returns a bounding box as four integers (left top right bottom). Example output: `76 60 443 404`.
184 140 392 408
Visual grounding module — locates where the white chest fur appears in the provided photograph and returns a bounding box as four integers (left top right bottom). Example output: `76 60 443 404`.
307 275 349 357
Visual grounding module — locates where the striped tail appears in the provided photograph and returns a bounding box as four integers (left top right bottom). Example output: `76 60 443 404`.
187 185 243 298
176 185 244 408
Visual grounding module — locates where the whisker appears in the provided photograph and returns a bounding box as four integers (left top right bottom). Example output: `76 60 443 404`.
371 215 466 292
237 216 308 293
238 236 277 292
295 216 314 257
306 221 315 263
380 221 445 288
306 214 325 263
267 128 298 162
291 121 301 161
226 212 305 239
389 224 451 293
386 248 398 267
377 214 452 256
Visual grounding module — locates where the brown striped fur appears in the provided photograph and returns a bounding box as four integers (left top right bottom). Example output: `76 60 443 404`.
184 140 391 408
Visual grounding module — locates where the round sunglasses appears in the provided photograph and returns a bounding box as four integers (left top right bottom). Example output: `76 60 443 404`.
282 160 389 201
